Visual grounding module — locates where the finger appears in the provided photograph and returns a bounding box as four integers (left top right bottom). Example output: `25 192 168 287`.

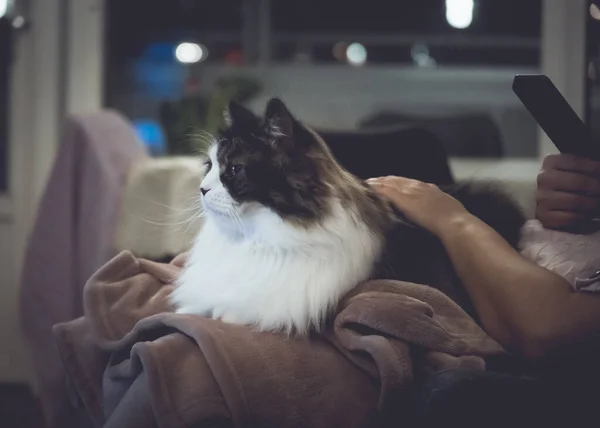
537 169 600 196
370 181 410 205
369 180 399 196
537 210 588 230
368 177 406 192
366 178 386 189
379 176 418 186
366 176 400 187
367 182 384 194
543 154 600 178
536 190 600 214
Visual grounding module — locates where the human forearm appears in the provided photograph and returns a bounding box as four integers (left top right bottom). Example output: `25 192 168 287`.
437 212 600 358
368 175 600 358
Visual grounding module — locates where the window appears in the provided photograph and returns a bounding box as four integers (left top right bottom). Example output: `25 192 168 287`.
587 1 600 137
272 0 540 36
271 0 541 67
0 17 11 193
105 0 543 159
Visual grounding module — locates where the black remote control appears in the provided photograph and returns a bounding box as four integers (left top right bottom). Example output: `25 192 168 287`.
512 74 600 160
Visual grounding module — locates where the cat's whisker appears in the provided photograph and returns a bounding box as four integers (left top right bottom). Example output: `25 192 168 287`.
130 195 205 231
182 129 218 156
181 218 199 237
128 196 202 218
232 213 243 233
197 129 215 141
232 210 245 233
136 214 200 229
225 207 242 232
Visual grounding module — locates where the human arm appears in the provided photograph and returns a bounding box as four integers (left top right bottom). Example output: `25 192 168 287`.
368 176 600 359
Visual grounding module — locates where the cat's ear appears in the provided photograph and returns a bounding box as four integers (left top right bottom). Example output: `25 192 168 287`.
264 98 295 141
225 100 260 130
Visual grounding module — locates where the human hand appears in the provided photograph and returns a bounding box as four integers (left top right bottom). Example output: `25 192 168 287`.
536 154 600 231
367 176 469 236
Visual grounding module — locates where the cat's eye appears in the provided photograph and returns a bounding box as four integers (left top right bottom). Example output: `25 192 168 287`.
203 160 212 171
229 164 244 175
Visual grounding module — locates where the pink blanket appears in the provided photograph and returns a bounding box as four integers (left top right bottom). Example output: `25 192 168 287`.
53 251 504 427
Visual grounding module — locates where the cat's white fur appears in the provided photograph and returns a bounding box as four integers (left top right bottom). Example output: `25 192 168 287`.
172 144 384 334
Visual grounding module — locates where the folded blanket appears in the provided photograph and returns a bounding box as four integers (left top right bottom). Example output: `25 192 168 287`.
53 251 504 428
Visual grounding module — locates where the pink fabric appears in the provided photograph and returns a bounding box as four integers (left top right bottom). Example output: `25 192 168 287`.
19 110 147 428
52 251 503 428
520 219 600 291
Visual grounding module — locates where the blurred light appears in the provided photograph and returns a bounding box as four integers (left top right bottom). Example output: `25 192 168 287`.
133 120 166 156
133 60 183 99
589 61 597 81
12 15 25 29
175 42 207 64
411 43 437 68
0 0 13 19
294 51 311 63
332 42 348 61
591 3 600 20
445 0 474 29
224 48 243 65
346 43 367 66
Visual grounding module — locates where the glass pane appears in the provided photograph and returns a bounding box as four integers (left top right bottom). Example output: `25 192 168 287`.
105 0 542 158
288 42 539 67
106 0 243 65
271 0 541 66
272 0 541 37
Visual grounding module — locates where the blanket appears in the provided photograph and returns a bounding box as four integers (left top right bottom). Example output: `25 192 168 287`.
53 251 504 428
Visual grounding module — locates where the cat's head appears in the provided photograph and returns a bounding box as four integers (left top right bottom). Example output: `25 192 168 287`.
199 98 340 233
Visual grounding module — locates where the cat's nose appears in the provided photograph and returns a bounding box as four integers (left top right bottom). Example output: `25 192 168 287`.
200 187 209 196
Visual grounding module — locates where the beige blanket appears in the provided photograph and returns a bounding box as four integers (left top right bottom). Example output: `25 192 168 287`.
53 251 503 428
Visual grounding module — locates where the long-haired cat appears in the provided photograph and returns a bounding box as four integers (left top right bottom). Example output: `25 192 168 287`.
172 99 525 333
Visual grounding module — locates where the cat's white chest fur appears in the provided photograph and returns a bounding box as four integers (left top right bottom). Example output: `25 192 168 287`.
172 202 383 334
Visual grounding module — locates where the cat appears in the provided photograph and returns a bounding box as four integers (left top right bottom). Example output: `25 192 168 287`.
171 98 526 334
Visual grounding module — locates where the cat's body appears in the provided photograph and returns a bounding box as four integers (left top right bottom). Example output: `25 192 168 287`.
172 98 525 333
176 191 385 334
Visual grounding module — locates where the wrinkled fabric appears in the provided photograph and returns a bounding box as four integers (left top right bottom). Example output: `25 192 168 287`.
520 219 600 292
54 251 503 428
